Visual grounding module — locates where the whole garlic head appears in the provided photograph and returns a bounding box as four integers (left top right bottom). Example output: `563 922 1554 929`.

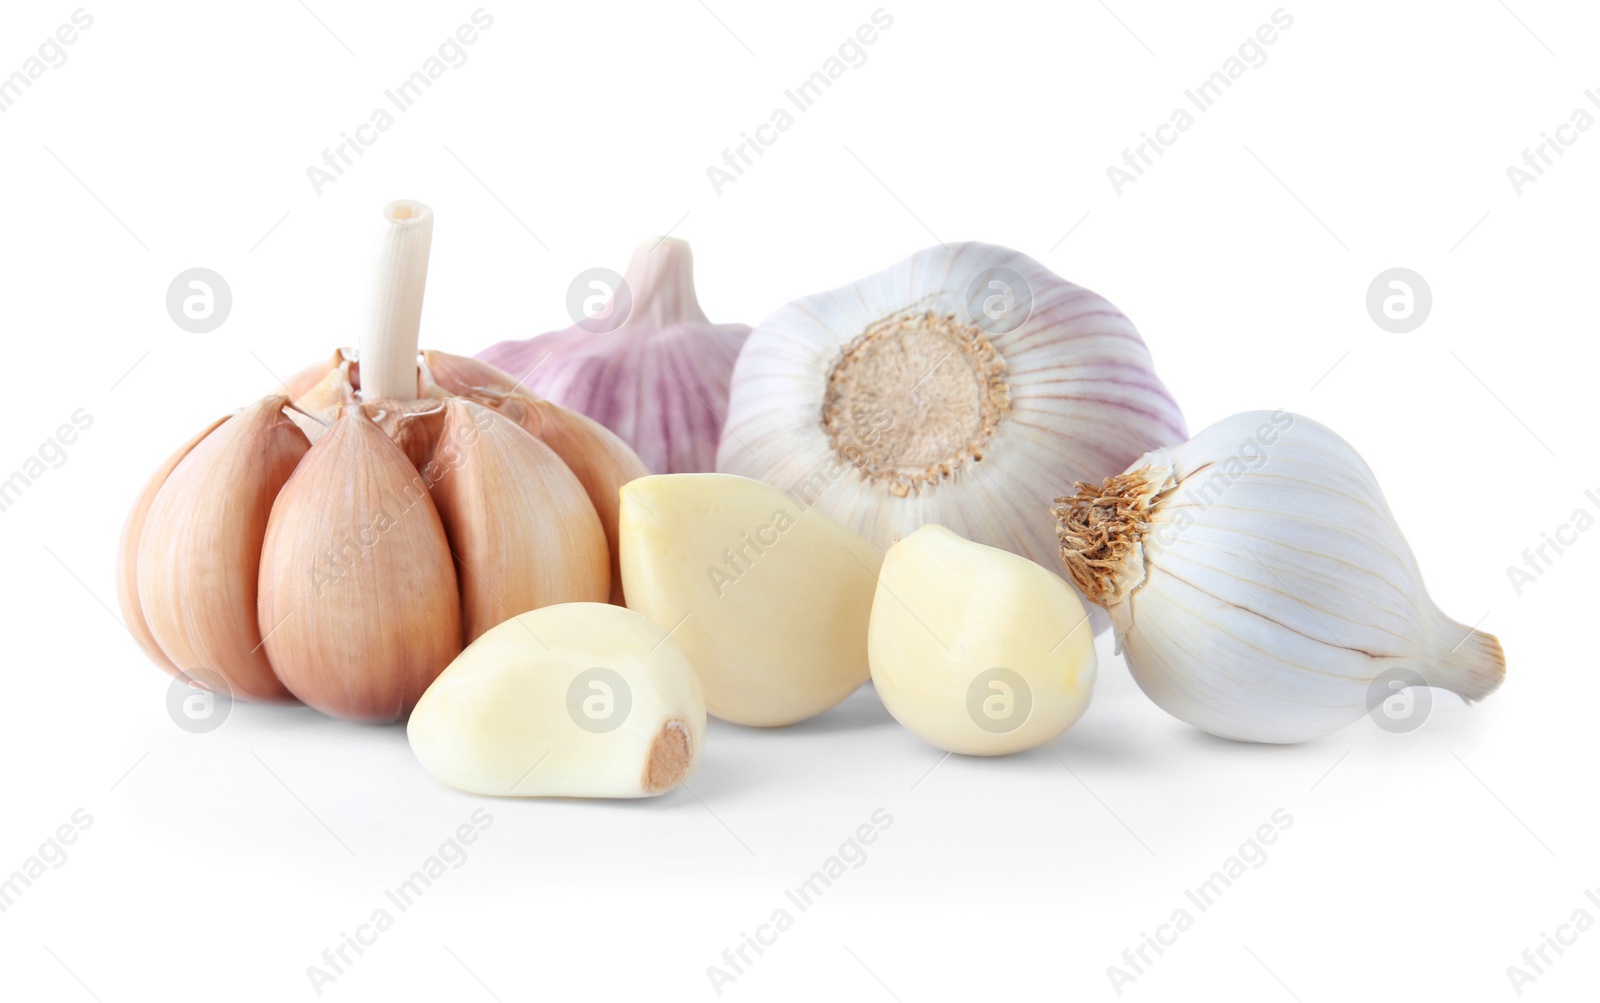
715 242 1185 613
1054 410 1507 743
477 238 750 474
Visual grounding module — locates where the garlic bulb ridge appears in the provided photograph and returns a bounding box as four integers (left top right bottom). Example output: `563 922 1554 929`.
1054 410 1506 743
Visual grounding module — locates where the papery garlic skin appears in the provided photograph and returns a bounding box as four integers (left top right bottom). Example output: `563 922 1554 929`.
715 242 1185 607
1054 411 1506 744
408 603 705 798
870 525 1096 756
619 472 881 727
477 238 750 474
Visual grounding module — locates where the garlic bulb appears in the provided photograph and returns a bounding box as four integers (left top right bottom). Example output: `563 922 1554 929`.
1053 410 1506 743
619 472 882 727
408 603 705 798
870 525 1096 756
715 242 1185 608
118 200 649 722
476 238 750 474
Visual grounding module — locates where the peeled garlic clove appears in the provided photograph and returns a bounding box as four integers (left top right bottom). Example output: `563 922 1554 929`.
258 406 461 722
117 414 226 674
715 242 1184 610
620 472 882 726
408 602 706 797
1054 410 1506 744
136 397 308 701
477 238 750 474
427 399 610 643
870 525 1096 755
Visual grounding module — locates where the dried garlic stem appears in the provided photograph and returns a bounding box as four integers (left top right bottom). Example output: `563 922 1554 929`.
363 199 433 401
1052 466 1168 607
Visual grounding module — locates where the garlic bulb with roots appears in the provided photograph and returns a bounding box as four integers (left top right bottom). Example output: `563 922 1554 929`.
476 238 750 474
1053 410 1506 743
714 242 1185 617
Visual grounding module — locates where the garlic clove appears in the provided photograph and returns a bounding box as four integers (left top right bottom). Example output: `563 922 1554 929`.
715 242 1185 619
408 602 705 798
1054 410 1506 743
257 405 462 722
619 472 882 726
869 525 1096 755
520 400 649 605
116 415 228 674
136 397 308 701
427 399 610 643
476 238 751 474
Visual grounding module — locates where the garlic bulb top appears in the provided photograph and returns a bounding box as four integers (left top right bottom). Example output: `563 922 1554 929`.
714 242 1186 605
476 238 750 474
1054 410 1506 743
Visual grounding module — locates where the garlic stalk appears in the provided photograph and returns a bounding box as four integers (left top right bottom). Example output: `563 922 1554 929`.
714 242 1185 611
618 472 882 727
870 525 1096 756
1053 411 1506 743
408 603 705 798
476 238 750 474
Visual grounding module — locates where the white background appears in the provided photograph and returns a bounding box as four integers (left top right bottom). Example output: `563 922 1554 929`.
1 1 1596 1000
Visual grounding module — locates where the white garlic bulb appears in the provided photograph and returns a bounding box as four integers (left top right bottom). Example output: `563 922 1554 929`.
1053 410 1506 743
714 242 1185 612
477 238 749 474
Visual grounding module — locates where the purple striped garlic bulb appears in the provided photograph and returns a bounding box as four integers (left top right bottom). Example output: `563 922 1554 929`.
477 238 749 474
715 242 1186 619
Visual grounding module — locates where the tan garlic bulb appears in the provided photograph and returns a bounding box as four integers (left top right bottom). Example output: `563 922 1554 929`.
117 200 648 722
